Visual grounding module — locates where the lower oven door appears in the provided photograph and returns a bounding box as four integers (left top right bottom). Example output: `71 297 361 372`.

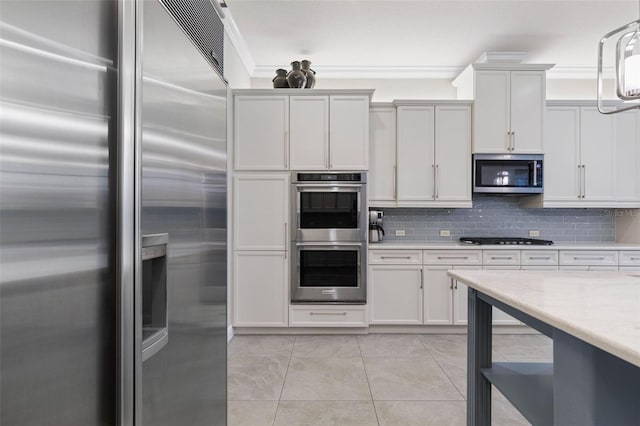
291 242 367 304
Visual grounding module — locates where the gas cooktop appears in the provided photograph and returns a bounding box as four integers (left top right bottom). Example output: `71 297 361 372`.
460 237 554 246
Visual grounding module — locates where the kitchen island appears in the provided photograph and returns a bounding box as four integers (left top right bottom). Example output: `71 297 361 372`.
447 270 640 426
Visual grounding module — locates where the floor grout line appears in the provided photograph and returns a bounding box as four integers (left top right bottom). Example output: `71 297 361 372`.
357 336 382 426
271 336 296 426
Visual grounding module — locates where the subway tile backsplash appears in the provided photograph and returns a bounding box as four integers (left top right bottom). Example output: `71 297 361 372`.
378 196 615 243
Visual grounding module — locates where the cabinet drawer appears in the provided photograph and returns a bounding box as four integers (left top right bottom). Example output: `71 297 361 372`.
559 250 618 266
423 250 482 265
619 251 640 266
369 250 422 264
483 250 520 266
521 250 558 266
289 305 368 327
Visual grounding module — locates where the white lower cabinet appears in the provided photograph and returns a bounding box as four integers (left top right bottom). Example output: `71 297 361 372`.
233 251 288 327
369 265 423 325
423 264 479 325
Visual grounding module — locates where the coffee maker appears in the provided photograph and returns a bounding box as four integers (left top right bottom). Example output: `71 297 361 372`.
369 210 385 243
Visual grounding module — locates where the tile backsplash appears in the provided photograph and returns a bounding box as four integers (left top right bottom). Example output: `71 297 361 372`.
377 196 615 243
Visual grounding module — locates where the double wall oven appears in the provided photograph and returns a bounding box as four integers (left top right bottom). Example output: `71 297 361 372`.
291 172 367 303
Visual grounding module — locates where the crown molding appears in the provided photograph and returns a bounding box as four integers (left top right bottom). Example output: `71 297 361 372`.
221 9 255 75
546 67 615 79
252 64 616 80
253 65 462 79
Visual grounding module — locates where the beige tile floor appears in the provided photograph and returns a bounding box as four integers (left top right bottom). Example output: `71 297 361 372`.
228 333 553 426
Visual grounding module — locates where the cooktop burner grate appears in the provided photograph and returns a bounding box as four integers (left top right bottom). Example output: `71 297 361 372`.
459 237 554 246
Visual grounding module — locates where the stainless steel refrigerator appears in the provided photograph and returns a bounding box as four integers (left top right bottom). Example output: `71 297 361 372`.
0 0 227 424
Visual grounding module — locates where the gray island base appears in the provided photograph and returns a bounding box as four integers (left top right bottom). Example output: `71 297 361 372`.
448 270 640 426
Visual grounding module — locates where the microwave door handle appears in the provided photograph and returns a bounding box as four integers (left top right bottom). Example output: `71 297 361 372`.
532 161 537 187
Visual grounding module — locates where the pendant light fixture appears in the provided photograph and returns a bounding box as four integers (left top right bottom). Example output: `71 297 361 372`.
597 0 640 114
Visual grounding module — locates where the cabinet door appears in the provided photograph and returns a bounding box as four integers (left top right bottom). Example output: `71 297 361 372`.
397 106 435 203
329 96 369 170
234 96 289 170
544 107 581 202
452 265 479 325
369 106 397 204
290 96 329 170
234 173 289 250
510 71 545 153
613 110 640 203
581 108 615 202
233 251 288 326
473 70 510 153
435 105 471 202
423 266 453 325
482 265 520 325
369 265 423 325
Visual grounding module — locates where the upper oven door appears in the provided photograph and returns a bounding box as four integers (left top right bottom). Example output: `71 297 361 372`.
473 154 543 194
293 183 366 242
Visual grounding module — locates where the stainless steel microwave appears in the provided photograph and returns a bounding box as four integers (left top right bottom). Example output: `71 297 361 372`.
473 154 543 194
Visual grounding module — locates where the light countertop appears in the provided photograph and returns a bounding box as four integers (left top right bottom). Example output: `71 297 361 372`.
447 269 640 368
368 242 640 250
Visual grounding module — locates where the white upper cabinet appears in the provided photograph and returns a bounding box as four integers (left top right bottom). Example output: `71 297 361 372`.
329 95 369 170
540 103 640 208
234 96 289 170
289 96 329 170
369 105 396 205
435 105 472 202
234 91 371 171
543 106 581 202
473 70 545 154
397 105 435 203
394 102 472 207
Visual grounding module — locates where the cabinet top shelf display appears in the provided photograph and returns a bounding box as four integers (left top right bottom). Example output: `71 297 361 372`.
233 88 375 99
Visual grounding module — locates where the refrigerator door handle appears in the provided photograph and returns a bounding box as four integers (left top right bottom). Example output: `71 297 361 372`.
141 233 169 362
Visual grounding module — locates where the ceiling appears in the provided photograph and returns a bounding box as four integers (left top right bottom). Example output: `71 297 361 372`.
223 0 639 79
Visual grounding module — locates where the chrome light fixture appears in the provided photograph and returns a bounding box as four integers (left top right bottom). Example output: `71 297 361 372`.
598 1 640 114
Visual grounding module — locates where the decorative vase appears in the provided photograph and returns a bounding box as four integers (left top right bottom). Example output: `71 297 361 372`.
272 68 289 88
301 60 316 89
286 61 306 89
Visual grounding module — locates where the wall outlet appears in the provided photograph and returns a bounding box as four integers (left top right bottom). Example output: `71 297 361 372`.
439 229 451 237
529 230 540 237
395 229 406 237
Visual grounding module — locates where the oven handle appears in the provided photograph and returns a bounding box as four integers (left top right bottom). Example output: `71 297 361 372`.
294 184 363 191
295 242 364 248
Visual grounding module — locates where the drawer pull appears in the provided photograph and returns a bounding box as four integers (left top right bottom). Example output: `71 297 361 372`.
629 257 640 261
490 256 514 260
528 256 552 260
573 256 606 261
309 312 347 316
437 256 469 260
381 256 412 259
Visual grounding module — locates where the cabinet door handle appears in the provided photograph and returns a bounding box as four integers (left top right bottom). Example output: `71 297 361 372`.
310 311 347 316
454 281 458 290
506 131 511 151
435 164 439 199
450 277 454 290
437 256 469 260
432 164 436 199
284 223 288 259
420 268 424 290
392 165 397 200
512 131 515 152
577 165 582 199
584 164 587 198
381 256 412 260
284 130 289 168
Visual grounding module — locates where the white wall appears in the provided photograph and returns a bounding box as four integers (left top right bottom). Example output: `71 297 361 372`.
224 34 251 88
252 76 618 102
